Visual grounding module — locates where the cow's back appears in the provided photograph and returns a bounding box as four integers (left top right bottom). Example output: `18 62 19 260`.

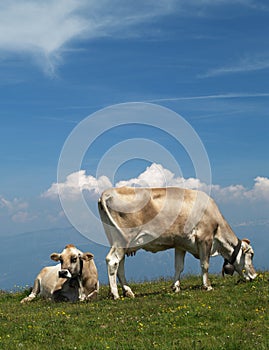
100 186 220 231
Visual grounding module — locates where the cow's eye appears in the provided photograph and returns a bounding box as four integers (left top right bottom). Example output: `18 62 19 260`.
59 257 63 263
71 257 77 263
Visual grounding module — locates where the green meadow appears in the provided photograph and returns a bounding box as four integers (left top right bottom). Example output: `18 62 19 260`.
0 273 268 350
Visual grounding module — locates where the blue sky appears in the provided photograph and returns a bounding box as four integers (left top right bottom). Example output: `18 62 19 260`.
0 0 269 247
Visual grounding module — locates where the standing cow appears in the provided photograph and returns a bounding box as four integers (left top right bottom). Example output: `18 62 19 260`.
21 244 99 303
98 187 257 300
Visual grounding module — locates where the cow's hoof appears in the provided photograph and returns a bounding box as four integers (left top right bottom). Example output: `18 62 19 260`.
108 291 119 300
86 290 98 301
124 290 135 298
20 296 33 303
202 285 213 291
111 293 120 300
172 281 181 293
123 285 135 298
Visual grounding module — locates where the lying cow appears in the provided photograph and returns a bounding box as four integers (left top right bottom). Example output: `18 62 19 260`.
21 244 99 303
98 187 257 299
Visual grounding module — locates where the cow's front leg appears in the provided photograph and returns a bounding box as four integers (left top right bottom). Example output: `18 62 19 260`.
20 278 40 303
20 291 37 303
78 280 87 301
201 260 212 291
199 242 213 291
106 247 125 300
172 248 186 293
117 256 135 298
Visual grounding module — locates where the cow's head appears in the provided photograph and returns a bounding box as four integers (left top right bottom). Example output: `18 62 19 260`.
233 239 257 281
50 244 94 279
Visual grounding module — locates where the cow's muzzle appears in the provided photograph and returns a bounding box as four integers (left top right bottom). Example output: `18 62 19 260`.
58 269 72 279
244 272 257 282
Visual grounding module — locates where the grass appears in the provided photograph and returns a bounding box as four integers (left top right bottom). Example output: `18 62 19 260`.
0 273 268 350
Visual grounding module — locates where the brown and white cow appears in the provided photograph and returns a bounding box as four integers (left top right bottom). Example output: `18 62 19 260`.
21 245 99 303
98 187 257 299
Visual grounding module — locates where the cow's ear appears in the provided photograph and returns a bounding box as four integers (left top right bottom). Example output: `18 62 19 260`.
241 239 251 254
242 238 250 245
82 252 94 261
50 253 60 261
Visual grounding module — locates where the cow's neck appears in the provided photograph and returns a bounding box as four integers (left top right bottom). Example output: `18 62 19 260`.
225 239 242 265
216 227 241 261
79 260 90 286
225 238 240 261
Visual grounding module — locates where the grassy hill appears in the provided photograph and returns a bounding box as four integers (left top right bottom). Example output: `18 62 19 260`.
0 273 268 350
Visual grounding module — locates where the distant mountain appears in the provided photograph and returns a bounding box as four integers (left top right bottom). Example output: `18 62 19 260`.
0 227 107 291
0 224 267 291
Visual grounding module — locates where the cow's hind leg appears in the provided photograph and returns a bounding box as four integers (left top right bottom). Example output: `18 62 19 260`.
172 248 186 293
106 247 125 300
117 256 135 298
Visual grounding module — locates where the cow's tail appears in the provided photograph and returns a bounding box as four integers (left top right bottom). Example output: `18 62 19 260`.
98 191 127 248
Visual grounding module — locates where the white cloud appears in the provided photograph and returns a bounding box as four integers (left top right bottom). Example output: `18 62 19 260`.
178 0 269 16
246 176 269 201
0 1 84 52
208 178 269 203
116 163 176 188
147 92 269 103
234 218 269 228
117 164 269 203
0 0 88 75
0 196 28 212
43 164 269 204
2 0 265 75
210 184 247 202
116 163 208 190
0 0 177 75
0 196 36 223
42 170 112 200
201 55 269 78
11 211 36 224
47 210 66 223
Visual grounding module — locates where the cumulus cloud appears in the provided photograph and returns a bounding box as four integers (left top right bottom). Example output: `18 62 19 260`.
210 184 247 202
116 163 176 188
43 164 269 204
210 177 269 203
0 196 36 223
11 211 34 224
116 164 269 203
116 163 206 190
0 196 28 212
246 176 269 201
42 170 112 200
43 164 207 201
